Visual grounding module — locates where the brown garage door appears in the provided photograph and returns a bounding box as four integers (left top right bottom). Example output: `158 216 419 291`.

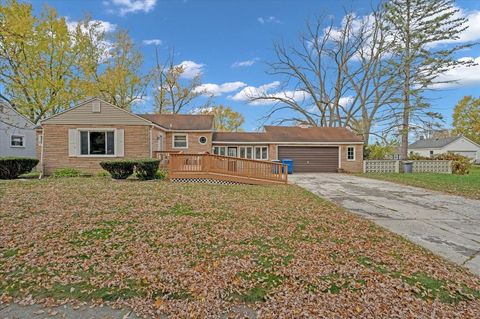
277 146 339 173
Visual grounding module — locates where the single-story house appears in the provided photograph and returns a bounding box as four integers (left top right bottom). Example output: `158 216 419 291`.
408 136 480 163
36 97 364 175
0 103 36 158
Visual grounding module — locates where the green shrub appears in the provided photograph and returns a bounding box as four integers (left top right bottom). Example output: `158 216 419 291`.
135 159 161 180
53 168 84 178
365 143 396 160
409 152 472 175
0 157 39 179
155 169 168 180
96 171 110 178
433 152 472 175
100 160 136 180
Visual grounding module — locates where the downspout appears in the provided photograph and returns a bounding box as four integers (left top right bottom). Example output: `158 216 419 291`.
39 128 44 179
149 125 153 158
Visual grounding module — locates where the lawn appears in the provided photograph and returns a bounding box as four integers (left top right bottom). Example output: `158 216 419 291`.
360 166 480 200
1 178 479 318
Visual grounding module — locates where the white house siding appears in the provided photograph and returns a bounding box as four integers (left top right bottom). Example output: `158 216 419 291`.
409 137 480 163
0 104 36 157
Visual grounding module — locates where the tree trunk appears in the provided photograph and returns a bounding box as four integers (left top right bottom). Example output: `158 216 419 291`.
401 0 411 160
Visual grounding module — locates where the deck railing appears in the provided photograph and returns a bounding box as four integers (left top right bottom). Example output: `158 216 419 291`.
168 153 288 184
153 151 181 169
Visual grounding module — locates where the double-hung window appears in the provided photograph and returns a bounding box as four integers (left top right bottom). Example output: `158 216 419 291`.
80 130 115 156
347 146 355 161
254 146 268 160
213 146 226 156
239 146 253 159
10 135 24 147
173 134 188 149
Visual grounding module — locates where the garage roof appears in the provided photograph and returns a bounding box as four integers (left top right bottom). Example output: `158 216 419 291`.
213 126 363 143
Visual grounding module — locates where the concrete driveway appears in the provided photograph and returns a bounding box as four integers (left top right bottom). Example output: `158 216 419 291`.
289 173 480 276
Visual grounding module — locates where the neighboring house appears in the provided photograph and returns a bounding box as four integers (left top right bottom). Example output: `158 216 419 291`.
0 103 36 158
408 136 480 163
37 97 364 175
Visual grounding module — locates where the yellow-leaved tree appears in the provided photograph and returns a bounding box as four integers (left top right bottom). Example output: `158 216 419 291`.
452 96 480 144
0 0 148 121
196 105 244 132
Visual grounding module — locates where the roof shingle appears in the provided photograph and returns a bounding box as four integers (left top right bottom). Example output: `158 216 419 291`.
409 136 460 149
138 114 214 131
213 126 363 143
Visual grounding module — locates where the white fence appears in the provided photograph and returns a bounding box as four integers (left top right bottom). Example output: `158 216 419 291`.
363 160 452 174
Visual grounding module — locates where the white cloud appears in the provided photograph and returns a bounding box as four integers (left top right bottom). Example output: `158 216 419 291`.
66 18 117 34
190 106 214 114
230 81 309 105
339 96 354 107
257 16 281 24
104 0 157 15
193 81 247 96
176 60 205 79
432 56 480 89
231 58 259 68
143 39 162 45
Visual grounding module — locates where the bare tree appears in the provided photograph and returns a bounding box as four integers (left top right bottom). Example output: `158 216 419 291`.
249 8 398 144
151 48 211 114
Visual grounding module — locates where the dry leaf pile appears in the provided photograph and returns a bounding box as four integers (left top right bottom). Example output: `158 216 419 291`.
0 178 479 318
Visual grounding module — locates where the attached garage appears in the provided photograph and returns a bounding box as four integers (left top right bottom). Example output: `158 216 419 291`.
277 146 339 173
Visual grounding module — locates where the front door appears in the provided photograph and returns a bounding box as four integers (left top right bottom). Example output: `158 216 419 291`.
227 147 238 157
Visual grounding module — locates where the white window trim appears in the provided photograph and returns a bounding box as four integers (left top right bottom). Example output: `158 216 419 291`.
213 146 226 156
254 146 269 160
239 146 254 159
227 146 238 157
77 129 117 157
10 134 25 148
198 136 208 145
172 133 188 149
347 146 355 161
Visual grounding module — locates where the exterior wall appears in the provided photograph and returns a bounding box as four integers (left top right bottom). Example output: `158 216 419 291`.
43 98 151 126
165 131 212 153
339 144 363 173
269 144 277 160
409 137 480 163
0 105 36 157
41 124 150 175
210 143 364 173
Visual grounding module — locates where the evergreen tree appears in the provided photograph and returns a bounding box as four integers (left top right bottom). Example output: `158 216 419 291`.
384 0 475 158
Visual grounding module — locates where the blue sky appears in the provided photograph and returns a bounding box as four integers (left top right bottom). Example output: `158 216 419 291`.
29 0 480 132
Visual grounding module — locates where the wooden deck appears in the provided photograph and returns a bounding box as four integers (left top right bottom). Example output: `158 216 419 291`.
158 153 288 185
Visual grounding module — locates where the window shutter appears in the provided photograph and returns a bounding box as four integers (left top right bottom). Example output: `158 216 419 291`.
68 129 77 157
115 129 124 157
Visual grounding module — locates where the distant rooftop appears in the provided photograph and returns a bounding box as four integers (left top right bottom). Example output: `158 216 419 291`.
409 136 461 149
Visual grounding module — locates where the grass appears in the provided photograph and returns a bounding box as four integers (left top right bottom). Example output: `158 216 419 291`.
0 177 479 318
360 165 480 199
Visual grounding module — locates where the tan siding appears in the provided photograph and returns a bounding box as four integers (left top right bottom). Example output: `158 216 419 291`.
42 124 150 175
43 99 151 126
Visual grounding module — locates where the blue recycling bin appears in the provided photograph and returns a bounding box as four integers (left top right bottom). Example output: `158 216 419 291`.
281 159 293 174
